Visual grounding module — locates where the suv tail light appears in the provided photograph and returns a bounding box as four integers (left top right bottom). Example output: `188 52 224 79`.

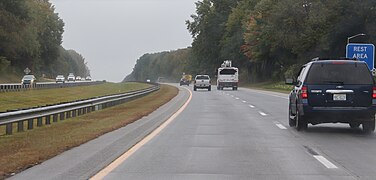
301 86 308 99
373 87 376 99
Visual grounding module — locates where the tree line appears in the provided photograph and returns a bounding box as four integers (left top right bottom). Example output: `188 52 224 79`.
127 0 376 83
0 0 89 80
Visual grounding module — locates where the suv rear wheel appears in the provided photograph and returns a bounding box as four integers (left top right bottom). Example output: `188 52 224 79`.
288 104 296 127
296 108 307 131
362 116 375 133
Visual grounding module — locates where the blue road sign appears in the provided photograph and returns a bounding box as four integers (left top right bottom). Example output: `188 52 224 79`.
346 43 375 70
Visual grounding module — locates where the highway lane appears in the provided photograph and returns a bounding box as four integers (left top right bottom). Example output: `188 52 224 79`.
227 88 376 179
96 85 376 179
9 85 376 179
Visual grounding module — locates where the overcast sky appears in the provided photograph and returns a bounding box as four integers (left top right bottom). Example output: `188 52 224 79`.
50 0 197 82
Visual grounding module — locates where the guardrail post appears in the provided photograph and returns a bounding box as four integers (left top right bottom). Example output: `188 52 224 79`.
53 114 58 122
72 110 76 117
6 123 13 135
28 119 34 130
60 112 65 120
37 117 43 127
78 109 82 116
66 111 71 119
17 121 24 132
46 115 51 125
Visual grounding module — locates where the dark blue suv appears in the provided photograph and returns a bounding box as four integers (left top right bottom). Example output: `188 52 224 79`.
286 58 376 133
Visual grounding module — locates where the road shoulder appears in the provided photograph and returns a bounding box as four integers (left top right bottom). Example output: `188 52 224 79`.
9 85 190 180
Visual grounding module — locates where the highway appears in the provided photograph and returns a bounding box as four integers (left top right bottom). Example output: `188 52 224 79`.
10 85 376 179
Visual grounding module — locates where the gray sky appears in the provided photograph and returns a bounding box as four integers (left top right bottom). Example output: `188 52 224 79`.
50 0 197 82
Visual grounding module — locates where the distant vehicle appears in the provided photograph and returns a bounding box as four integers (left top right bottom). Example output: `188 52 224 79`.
286 57 376 133
146 79 151 83
67 73 75 81
75 76 82 81
180 74 192 86
85 76 92 81
55 75 65 83
21 75 36 85
194 75 211 91
217 60 238 90
157 77 165 83
180 78 190 86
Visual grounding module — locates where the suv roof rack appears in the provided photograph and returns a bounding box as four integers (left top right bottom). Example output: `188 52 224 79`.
311 57 359 61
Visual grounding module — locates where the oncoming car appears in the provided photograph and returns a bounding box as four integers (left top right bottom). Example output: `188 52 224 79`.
286 57 376 133
21 75 36 85
55 75 65 83
67 73 75 82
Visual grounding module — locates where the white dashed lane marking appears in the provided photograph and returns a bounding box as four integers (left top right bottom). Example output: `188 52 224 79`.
249 105 255 108
242 100 247 103
276 123 287 129
258 111 267 116
313 155 338 169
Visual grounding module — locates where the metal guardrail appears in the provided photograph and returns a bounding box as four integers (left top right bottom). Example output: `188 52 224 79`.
0 84 160 135
0 81 104 93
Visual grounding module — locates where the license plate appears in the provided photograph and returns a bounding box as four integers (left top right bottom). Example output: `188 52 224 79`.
333 94 346 101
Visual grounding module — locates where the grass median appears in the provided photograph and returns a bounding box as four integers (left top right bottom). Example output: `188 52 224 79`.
242 81 292 94
0 84 178 179
0 82 151 112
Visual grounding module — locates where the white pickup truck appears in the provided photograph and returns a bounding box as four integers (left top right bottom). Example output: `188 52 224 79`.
193 75 211 91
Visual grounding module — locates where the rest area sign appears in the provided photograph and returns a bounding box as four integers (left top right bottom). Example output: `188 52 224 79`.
346 43 375 70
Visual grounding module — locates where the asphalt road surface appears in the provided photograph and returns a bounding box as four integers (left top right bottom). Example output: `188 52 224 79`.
11 85 376 180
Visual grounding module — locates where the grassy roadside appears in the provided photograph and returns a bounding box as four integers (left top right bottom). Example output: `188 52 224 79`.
0 82 151 112
242 81 292 94
0 84 178 179
0 74 21 84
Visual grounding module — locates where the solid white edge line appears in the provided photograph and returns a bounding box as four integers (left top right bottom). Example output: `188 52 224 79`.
313 155 338 169
90 87 193 180
276 124 287 129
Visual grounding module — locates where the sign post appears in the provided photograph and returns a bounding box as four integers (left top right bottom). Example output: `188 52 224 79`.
346 43 375 70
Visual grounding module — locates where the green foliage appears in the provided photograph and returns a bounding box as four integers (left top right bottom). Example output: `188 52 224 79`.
0 57 10 72
128 0 376 84
124 48 195 82
186 0 239 72
0 0 89 80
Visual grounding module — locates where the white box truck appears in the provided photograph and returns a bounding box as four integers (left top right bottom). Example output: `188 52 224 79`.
217 60 238 90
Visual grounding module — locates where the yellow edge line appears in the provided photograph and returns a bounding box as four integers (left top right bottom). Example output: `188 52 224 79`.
90 87 192 180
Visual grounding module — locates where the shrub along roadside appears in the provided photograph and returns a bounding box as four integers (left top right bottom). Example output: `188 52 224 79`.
0 85 178 179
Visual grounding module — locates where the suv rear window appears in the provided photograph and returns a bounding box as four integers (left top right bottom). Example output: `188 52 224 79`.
305 63 373 85
196 75 209 80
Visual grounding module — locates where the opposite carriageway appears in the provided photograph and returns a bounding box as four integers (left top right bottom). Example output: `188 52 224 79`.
0 84 160 135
